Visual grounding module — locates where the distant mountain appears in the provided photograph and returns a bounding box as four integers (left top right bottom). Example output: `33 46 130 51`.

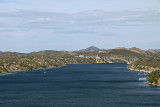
147 49 160 53
155 49 160 52
128 47 147 54
106 47 147 55
147 49 158 53
78 46 105 52
0 51 2 54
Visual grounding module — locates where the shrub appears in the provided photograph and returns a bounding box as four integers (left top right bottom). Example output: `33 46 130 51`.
148 70 160 84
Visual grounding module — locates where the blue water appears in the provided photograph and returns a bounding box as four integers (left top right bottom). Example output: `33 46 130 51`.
0 63 160 107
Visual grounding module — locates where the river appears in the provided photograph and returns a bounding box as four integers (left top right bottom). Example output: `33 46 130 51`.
0 63 160 107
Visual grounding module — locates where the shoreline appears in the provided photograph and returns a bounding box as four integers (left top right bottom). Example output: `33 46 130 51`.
1 63 159 87
0 62 149 74
128 68 160 87
0 63 142 75
128 68 150 73
0 64 67 75
0 63 127 75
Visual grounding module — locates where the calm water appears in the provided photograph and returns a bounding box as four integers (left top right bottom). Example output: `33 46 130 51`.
0 63 160 107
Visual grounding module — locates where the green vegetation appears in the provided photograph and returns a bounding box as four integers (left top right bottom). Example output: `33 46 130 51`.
107 49 144 57
0 48 160 79
148 70 160 86
128 59 160 86
0 50 97 73
0 47 160 86
128 59 160 71
0 67 8 73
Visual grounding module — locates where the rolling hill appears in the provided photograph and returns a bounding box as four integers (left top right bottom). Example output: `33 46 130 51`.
0 47 160 73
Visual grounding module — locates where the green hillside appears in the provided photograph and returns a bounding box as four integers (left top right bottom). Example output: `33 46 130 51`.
0 48 160 74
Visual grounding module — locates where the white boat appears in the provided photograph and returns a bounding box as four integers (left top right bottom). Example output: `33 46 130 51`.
42 69 46 74
138 77 147 81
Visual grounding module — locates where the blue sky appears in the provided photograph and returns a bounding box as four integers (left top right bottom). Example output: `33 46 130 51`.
0 0 160 52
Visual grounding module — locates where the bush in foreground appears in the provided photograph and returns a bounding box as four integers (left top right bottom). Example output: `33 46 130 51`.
148 70 160 85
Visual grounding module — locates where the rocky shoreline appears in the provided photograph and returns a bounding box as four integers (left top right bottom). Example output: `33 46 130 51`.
128 65 159 73
128 66 160 86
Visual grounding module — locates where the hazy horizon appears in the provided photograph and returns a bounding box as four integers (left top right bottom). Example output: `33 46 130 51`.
0 0 160 53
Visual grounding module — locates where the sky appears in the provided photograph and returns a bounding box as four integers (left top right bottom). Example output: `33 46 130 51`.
0 0 160 53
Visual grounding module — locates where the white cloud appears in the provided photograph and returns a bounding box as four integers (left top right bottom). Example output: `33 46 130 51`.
126 22 145 25
0 10 160 34
26 18 52 23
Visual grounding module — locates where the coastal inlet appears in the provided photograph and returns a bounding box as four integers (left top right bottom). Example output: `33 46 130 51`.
0 63 160 107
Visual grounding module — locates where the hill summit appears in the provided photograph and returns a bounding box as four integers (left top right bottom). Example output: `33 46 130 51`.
79 46 105 52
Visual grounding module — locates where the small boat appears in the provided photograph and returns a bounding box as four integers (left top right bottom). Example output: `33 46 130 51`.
42 69 46 74
144 73 147 75
138 72 147 75
138 77 147 81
